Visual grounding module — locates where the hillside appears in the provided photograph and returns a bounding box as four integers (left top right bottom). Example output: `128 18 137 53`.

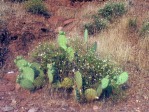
0 0 149 112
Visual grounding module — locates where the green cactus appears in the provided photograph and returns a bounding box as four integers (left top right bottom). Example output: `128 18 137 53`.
85 88 97 101
84 29 88 43
101 77 109 89
61 77 73 88
66 47 75 61
33 76 45 89
21 67 35 83
19 79 35 90
90 41 97 53
116 72 128 85
74 71 82 90
14 56 28 69
58 31 67 50
47 63 55 83
96 84 102 97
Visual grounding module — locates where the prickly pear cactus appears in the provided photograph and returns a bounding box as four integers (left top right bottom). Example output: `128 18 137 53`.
33 76 45 89
21 67 35 83
47 63 55 84
85 88 97 101
116 72 128 85
14 56 28 69
74 71 82 90
19 79 35 90
61 77 73 88
96 84 102 97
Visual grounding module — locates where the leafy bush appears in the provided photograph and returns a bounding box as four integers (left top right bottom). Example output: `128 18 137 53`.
84 2 126 35
25 0 50 17
128 18 137 29
28 30 128 102
98 2 126 20
140 22 149 36
84 17 107 35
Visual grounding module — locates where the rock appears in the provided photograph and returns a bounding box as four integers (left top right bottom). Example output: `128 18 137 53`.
3 72 17 83
55 27 63 33
93 105 99 111
1 106 14 112
28 107 38 112
63 18 75 27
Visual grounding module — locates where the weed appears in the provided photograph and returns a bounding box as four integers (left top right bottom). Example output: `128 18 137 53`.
84 17 107 35
140 22 149 36
98 2 126 21
128 18 137 29
25 0 50 17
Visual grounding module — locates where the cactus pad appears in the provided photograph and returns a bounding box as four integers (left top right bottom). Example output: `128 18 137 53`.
85 88 97 101
74 71 82 89
22 67 35 83
19 79 35 90
61 77 73 88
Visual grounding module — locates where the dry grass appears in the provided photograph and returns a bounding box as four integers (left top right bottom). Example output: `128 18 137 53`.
65 1 149 71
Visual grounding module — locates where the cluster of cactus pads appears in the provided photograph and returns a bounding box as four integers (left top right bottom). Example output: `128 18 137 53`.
14 56 45 91
14 30 129 103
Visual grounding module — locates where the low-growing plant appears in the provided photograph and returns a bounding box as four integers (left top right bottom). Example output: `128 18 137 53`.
84 2 126 35
25 0 50 17
14 56 45 91
128 18 137 30
98 2 126 21
84 17 107 35
140 21 149 36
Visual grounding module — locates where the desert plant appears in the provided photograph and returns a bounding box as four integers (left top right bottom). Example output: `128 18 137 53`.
30 30 129 102
25 0 50 17
14 56 45 91
128 18 137 29
84 18 107 35
140 22 149 36
98 2 126 20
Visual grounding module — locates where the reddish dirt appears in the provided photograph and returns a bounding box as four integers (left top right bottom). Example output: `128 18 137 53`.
0 0 149 112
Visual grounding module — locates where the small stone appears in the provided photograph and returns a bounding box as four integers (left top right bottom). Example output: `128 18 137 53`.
63 18 75 26
93 105 99 111
3 72 17 83
28 107 38 112
1 106 14 111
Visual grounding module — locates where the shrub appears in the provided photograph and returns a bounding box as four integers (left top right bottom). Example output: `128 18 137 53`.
28 31 128 102
98 2 126 20
140 22 149 36
84 17 107 35
25 0 50 17
128 18 137 29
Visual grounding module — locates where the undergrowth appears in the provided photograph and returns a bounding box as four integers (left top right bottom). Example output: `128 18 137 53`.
15 30 129 103
84 2 126 35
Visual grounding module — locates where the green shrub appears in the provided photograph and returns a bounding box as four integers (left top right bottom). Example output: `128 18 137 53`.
140 22 149 36
29 31 128 102
84 17 107 35
128 18 137 29
98 2 126 20
25 0 50 17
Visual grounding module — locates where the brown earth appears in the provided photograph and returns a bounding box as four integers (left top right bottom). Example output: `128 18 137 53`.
0 0 149 112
